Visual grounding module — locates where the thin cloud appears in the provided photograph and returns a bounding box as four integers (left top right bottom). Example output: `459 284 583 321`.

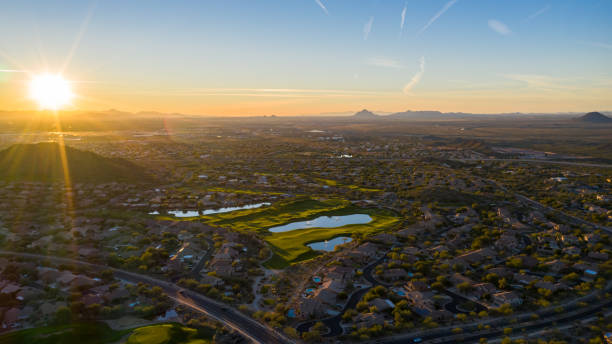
417 0 458 36
159 88 392 98
488 19 512 35
364 16 374 40
581 41 612 50
526 5 550 21
503 74 577 91
403 56 425 94
400 3 407 33
314 0 329 15
366 57 405 69
0 69 26 73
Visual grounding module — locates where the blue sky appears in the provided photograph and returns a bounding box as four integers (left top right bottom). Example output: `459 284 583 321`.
0 0 611 115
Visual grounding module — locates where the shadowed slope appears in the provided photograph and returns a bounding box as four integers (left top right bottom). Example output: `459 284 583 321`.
0 142 154 183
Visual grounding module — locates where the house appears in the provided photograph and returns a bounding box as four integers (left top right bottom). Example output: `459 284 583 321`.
563 246 581 255
451 247 496 267
78 247 100 258
354 312 386 328
70 276 97 289
513 273 538 285
37 268 62 284
353 242 379 257
326 266 354 282
495 233 521 253
105 287 130 302
56 271 77 286
401 246 423 256
588 252 609 261
405 280 429 292
322 279 346 294
573 263 599 276
382 268 408 281
371 233 398 245
404 290 436 312
369 298 395 312
82 294 105 306
471 283 497 299
491 291 522 307
199 274 224 288
0 283 21 295
583 233 601 244
543 260 567 273
297 298 323 318
396 226 426 238
346 242 379 262
312 281 340 305
16 287 42 301
534 281 565 293
39 302 67 318
2 307 21 327
560 234 580 246
487 267 513 279
553 224 571 234
449 273 474 286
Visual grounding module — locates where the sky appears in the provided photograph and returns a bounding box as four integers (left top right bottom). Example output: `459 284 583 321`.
0 0 611 116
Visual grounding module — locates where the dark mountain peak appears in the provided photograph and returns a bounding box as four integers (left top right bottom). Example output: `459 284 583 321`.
353 109 378 118
575 112 612 123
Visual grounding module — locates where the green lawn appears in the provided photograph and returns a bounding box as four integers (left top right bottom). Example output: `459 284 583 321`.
0 322 210 344
0 322 129 344
204 198 400 268
264 207 399 267
126 323 210 344
315 178 382 192
203 198 349 231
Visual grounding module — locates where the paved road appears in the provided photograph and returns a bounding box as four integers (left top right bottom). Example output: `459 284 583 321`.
457 158 612 169
440 289 486 314
0 251 292 344
485 177 611 234
190 238 215 278
515 194 612 234
380 297 612 344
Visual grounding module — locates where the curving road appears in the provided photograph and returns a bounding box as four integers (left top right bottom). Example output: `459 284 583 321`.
515 194 612 234
456 158 612 169
0 250 292 344
378 297 612 344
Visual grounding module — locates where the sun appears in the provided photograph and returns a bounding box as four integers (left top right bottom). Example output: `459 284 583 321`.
29 74 74 110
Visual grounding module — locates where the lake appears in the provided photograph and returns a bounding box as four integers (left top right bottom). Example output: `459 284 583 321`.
268 214 372 233
307 236 353 251
149 202 271 217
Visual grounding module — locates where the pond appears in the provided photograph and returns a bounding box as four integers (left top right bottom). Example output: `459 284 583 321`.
268 214 372 233
307 236 353 252
149 202 271 217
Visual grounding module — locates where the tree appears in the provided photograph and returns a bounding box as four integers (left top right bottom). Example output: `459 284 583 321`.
54 306 72 324
283 327 299 338
458 282 474 293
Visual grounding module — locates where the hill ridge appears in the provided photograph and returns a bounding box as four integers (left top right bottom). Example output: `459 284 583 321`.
0 142 154 183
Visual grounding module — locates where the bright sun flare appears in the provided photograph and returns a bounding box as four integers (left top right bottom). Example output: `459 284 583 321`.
29 74 73 110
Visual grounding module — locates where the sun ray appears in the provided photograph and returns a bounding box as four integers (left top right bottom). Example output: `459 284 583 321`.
60 1 97 75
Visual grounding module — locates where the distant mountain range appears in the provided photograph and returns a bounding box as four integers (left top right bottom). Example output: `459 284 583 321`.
574 112 612 123
0 142 154 183
351 109 612 121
